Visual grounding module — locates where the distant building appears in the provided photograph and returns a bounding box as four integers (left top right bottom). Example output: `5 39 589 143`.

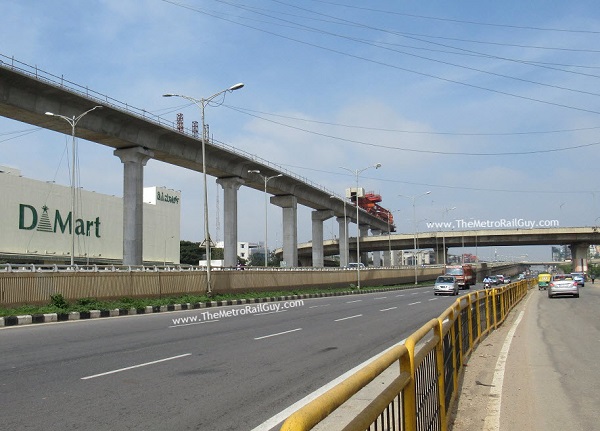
203 241 262 267
0 165 180 265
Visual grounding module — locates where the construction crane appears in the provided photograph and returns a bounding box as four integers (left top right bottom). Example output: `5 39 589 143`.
350 191 395 231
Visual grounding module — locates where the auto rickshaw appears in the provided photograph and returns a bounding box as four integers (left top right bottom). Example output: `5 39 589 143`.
538 273 551 290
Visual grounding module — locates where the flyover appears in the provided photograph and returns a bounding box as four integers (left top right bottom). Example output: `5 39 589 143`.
0 56 391 267
293 227 600 272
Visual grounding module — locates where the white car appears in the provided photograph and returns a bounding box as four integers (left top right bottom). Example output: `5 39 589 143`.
548 274 579 298
434 275 459 296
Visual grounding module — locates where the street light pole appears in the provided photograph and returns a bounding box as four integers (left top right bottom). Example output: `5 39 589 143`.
45 106 102 266
386 209 399 267
399 191 431 284
340 163 381 289
163 83 244 294
249 170 283 267
330 195 349 267
442 206 456 265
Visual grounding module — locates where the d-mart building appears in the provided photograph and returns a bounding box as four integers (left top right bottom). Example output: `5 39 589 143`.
0 165 181 265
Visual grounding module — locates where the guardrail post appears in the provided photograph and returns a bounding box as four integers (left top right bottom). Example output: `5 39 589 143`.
401 337 417 431
475 291 482 342
434 317 448 431
466 294 474 353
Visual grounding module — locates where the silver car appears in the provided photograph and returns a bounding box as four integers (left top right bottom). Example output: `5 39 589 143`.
548 274 579 298
434 275 459 296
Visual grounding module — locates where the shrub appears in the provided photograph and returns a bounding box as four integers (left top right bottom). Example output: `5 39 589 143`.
50 293 69 309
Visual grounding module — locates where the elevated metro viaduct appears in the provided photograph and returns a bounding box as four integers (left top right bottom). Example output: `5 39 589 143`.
293 227 600 273
0 59 392 268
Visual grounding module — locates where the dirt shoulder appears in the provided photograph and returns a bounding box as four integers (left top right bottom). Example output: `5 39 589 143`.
449 289 533 431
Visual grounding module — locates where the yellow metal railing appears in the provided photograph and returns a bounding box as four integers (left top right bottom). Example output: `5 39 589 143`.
279 279 535 431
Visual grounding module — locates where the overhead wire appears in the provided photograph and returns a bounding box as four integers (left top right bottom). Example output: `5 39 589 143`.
223 104 600 156
303 0 600 35
224 104 600 136
163 0 600 115
261 1 600 96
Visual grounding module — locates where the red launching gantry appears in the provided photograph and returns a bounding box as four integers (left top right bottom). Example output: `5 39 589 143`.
350 191 395 232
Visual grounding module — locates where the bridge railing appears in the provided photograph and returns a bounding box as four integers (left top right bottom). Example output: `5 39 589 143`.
0 263 442 273
279 278 534 431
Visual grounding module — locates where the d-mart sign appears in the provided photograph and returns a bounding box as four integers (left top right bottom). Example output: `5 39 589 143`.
18 204 101 238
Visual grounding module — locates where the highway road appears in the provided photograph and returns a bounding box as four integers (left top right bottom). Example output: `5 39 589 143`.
1 285 469 430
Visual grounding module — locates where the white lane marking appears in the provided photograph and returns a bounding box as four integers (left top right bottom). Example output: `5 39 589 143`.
253 310 287 316
408 301 421 306
81 353 192 380
428 298 438 301
251 337 407 431
411 292 420 295
374 297 387 300
334 314 362 322
254 328 302 340
309 304 331 309
380 307 397 312
396 294 405 297
483 294 531 430
346 300 362 303
168 319 220 328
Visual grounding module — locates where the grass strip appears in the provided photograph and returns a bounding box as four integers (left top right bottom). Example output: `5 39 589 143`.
0 281 434 318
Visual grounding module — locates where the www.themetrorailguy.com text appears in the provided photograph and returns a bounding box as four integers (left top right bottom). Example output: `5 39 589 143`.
170 300 304 326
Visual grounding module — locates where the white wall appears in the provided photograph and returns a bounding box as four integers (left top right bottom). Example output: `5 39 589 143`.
0 169 181 264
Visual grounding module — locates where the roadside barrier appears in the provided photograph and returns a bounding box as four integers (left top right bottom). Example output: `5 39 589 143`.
279 279 534 431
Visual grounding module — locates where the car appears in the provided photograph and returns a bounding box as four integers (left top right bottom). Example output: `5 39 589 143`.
347 262 366 269
489 275 499 285
503 276 511 284
496 275 505 284
571 272 585 287
434 275 459 296
548 274 579 298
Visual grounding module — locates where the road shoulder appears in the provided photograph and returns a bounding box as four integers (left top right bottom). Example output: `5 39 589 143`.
449 289 533 431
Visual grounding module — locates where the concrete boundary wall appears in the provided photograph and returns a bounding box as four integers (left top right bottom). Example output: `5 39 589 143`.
0 267 444 307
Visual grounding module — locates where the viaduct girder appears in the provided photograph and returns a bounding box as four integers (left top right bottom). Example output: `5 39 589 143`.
0 63 391 232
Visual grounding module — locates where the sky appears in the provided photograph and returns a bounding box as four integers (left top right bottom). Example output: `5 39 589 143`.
2 0 600 262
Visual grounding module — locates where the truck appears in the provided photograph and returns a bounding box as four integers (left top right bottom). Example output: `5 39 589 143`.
445 264 475 289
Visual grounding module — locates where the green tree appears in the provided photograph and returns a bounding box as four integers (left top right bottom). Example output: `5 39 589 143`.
179 240 202 265
249 252 265 267
180 241 226 265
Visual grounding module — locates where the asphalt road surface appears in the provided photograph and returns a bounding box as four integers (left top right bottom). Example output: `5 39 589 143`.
1 285 465 431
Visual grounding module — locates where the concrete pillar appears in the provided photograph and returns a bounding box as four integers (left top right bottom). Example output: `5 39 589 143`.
359 225 369 266
435 247 447 266
216 177 244 268
298 256 312 267
337 216 350 267
270 195 298 267
383 249 391 266
311 210 334 268
114 147 154 266
349 250 358 263
371 229 382 267
570 243 589 273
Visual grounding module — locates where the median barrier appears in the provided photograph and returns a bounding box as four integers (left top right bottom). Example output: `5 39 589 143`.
0 266 443 307
279 278 534 431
